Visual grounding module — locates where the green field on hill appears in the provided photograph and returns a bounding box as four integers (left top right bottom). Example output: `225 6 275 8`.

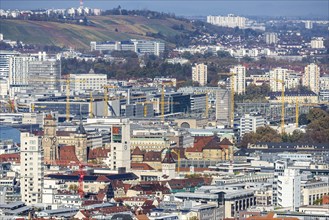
1 15 194 49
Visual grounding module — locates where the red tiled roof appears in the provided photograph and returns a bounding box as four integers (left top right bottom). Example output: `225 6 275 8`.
88 147 110 160
131 163 155 170
45 113 54 120
58 145 79 163
186 136 214 152
136 214 150 220
219 137 233 146
110 180 124 189
143 151 161 162
132 146 144 155
0 153 20 163
162 150 175 164
123 184 131 192
96 175 111 182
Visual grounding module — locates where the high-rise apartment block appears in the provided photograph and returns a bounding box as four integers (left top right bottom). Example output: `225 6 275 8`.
192 63 207 86
239 114 265 137
269 68 288 92
20 132 44 205
265 32 278 45
303 63 320 94
305 21 313 29
216 89 231 126
310 37 325 49
207 14 246 28
230 65 246 94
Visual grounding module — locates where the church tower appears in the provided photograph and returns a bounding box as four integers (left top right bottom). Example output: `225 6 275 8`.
75 122 87 163
42 114 58 164
161 149 176 180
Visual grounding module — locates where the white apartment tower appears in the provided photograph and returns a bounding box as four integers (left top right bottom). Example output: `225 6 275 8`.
269 68 288 92
265 32 278 45
230 65 246 94
20 132 44 205
305 21 313 29
303 63 320 94
239 114 265 137
277 169 301 211
310 38 325 49
192 63 207 86
207 14 246 29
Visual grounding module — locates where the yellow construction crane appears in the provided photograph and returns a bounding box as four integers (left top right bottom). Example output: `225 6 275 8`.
31 104 46 112
161 82 174 122
29 78 85 121
103 85 118 117
89 92 94 118
170 149 181 176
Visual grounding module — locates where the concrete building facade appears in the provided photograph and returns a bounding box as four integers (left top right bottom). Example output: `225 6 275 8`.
230 65 246 94
20 132 44 205
303 63 320 94
192 63 208 86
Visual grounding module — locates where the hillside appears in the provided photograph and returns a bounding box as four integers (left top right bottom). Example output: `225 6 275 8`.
0 15 195 49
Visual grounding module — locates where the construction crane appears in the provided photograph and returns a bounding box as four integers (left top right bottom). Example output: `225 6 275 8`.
272 79 285 133
170 149 181 176
78 163 85 198
295 102 329 127
103 85 117 117
161 82 174 122
29 78 85 121
31 104 46 112
89 92 94 118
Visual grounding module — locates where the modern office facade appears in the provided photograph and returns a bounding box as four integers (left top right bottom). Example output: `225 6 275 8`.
28 58 61 91
70 73 107 92
239 114 265 137
90 39 165 56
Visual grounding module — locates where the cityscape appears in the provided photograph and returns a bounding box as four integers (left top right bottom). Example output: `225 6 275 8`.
0 1 328 220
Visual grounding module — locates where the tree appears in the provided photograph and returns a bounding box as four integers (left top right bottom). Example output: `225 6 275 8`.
307 108 328 122
298 113 310 125
240 126 282 147
69 184 78 192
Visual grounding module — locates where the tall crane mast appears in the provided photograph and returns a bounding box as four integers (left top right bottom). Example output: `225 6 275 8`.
272 78 285 133
103 85 118 117
29 77 85 121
